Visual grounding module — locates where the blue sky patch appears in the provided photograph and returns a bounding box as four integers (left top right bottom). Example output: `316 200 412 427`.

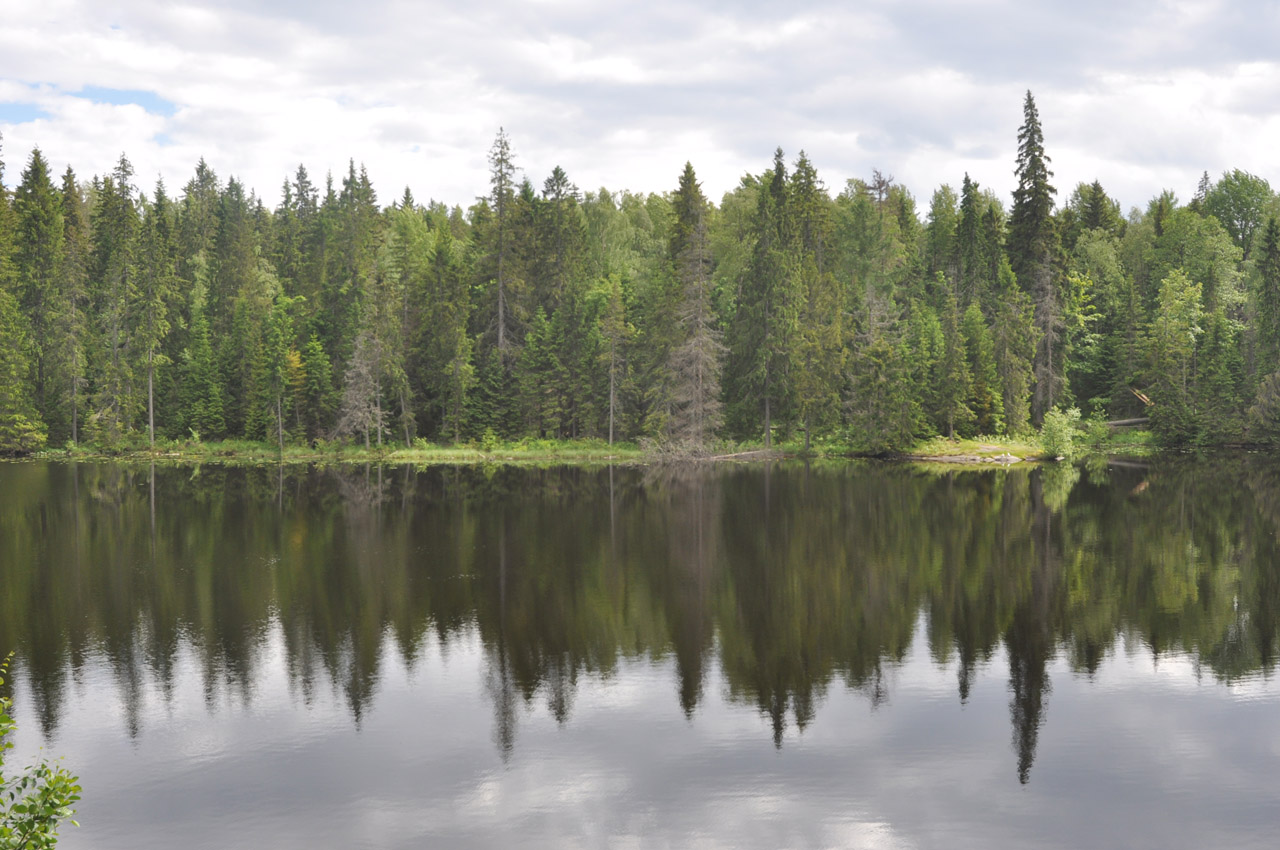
77 86 176 116
0 102 49 124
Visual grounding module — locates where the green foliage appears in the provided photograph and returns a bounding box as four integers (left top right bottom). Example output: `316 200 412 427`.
1148 269 1203 446
0 290 47 454
1203 169 1273 261
1039 406 1081 459
961 301 1004 435
1 654 81 849
3 94 1279 451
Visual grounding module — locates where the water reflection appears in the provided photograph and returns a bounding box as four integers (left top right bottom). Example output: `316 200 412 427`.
2 457 1279 790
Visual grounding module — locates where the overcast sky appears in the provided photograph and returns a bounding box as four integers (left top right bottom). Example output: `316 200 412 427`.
2 0 1278 214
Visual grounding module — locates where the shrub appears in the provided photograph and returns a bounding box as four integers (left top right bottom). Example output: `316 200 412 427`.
1040 407 1081 459
1 654 81 848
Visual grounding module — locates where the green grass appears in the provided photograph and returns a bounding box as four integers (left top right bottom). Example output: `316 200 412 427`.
905 434 1044 460
42 437 647 466
28 425 1159 467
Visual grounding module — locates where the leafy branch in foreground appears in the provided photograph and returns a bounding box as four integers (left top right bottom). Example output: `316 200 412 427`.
1 654 80 850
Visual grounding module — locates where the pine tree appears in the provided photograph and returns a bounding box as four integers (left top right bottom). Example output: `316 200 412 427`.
725 148 798 446
89 155 141 442
298 333 335 441
516 307 562 436
178 288 225 441
962 301 1004 435
13 148 64 436
666 163 724 448
0 288 47 453
788 153 842 451
1197 308 1244 443
419 225 474 442
847 290 919 452
258 294 299 450
597 274 630 446
1007 91 1062 425
1255 217 1280 379
56 167 89 444
134 182 177 446
489 128 517 355
991 260 1037 432
934 278 975 439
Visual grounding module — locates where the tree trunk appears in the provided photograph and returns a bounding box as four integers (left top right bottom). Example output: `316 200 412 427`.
148 353 155 449
277 395 284 453
764 377 772 450
401 389 410 446
608 343 616 447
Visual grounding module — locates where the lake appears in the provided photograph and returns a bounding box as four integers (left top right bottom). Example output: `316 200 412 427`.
2 458 1279 849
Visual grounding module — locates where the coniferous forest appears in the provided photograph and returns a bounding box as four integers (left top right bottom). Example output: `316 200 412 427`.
3 91 1280 455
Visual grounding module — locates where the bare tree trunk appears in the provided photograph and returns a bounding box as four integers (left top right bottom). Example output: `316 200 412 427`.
401 388 410 446
148 353 155 449
764 369 772 449
277 395 284 453
609 343 616 447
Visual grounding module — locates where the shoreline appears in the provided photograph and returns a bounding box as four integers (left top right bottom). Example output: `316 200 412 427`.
5 438 1164 467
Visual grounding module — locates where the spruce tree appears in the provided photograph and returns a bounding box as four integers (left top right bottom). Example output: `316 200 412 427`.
134 182 177 446
13 148 64 436
789 153 842 450
0 288 47 453
666 162 724 448
298 333 334 441
1008 91 1062 424
962 301 1004 435
57 167 89 444
933 277 975 439
1255 217 1280 379
725 148 797 446
179 293 225 441
89 155 141 442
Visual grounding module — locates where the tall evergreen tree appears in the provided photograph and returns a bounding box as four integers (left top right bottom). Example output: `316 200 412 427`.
725 148 798 446
933 276 975 439
1008 91 1062 423
666 163 724 448
991 260 1037 432
56 167 90 444
178 282 225 441
13 148 64 436
962 301 1004 435
425 226 475 442
89 155 141 441
1254 217 1280 379
298 333 334 441
789 153 842 450
488 128 518 355
134 182 177 446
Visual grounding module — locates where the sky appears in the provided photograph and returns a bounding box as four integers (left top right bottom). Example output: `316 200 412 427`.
2 0 1279 214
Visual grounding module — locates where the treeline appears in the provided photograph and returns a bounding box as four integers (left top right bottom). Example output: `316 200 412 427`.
4 91 1280 453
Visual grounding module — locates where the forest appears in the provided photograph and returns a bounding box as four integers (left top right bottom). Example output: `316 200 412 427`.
3 91 1280 455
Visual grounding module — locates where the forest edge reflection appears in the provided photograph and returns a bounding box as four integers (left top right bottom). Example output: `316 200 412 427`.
2 457 1278 784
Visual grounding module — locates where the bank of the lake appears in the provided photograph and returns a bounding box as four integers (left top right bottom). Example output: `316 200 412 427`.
19 425 1163 467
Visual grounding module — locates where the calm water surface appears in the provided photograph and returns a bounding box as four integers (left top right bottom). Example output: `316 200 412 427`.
2 459 1280 849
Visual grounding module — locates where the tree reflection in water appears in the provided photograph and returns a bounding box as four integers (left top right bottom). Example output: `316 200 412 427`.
1 457 1277 782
